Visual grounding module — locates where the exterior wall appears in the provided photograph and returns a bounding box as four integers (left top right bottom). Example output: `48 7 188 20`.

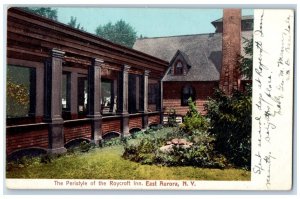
163 81 218 116
129 115 143 129
5 9 167 156
102 117 122 135
7 112 162 155
148 113 160 125
6 124 49 155
64 120 92 143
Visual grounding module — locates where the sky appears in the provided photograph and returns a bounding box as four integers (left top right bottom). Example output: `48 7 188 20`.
55 7 254 38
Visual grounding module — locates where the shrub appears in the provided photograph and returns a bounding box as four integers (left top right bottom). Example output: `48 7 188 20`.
182 98 209 134
101 137 123 147
122 127 228 168
167 108 178 127
40 154 52 164
79 141 92 152
205 89 251 169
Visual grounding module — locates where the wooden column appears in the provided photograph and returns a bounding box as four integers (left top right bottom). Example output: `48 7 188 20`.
141 70 149 129
44 48 66 154
35 66 44 122
219 9 241 95
110 79 118 113
136 76 140 111
157 80 164 124
28 69 36 118
70 72 78 119
87 58 103 145
118 65 130 136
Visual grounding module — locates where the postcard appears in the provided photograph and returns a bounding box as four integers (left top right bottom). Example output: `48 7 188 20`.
4 6 294 191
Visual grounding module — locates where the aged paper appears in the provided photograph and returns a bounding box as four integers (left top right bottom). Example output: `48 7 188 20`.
5 8 294 190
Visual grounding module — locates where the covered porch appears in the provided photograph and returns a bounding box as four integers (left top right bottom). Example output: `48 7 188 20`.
6 8 168 155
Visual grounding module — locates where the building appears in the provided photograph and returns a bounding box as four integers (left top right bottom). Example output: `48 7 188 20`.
133 12 253 117
6 8 169 157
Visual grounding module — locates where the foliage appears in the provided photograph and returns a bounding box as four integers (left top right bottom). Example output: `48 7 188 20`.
95 20 137 48
101 137 123 147
68 16 85 31
6 146 250 180
239 37 253 79
122 127 228 168
204 89 252 169
22 7 58 21
181 98 209 134
166 108 178 127
6 79 29 105
79 141 92 152
6 65 31 117
40 154 53 164
202 35 253 169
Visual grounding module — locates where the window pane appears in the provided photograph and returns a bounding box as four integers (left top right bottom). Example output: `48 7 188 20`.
148 83 158 104
62 73 70 110
181 85 195 106
101 80 113 114
6 65 34 118
175 61 183 75
102 81 112 107
78 77 88 114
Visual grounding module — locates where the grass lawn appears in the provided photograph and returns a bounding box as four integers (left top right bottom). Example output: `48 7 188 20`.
6 146 250 180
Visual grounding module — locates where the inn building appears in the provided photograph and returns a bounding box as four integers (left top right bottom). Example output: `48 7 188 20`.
6 8 168 157
6 8 252 157
133 10 253 117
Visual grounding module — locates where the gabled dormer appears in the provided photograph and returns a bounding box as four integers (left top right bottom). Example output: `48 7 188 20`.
169 50 191 76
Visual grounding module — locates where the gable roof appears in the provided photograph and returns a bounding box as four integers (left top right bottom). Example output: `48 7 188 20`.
133 31 253 81
169 50 192 67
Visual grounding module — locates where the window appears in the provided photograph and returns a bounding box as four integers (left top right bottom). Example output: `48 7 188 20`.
62 73 70 111
181 85 195 106
6 65 35 118
174 61 183 75
128 74 138 114
148 83 158 104
78 76 88 114
101 79 113 114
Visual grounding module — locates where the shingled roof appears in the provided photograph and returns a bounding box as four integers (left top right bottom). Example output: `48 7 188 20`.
133 31 253 81
211 15 254 24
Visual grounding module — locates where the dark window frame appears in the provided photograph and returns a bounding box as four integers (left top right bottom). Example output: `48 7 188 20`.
77 75 88 117
181 85 196 106
101 78 114 114
61 72 71 120
6 64 36 120
174 60 184 75
148 83 159 105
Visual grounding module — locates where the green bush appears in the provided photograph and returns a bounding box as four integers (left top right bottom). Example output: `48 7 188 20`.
122 127 227 168
101 137 123 147
182 98 209 134
167 108 178 127
79 141 92 152
205 89 251 169
155 130 227 168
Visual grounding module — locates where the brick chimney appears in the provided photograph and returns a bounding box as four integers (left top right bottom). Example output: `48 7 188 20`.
219 9 241 95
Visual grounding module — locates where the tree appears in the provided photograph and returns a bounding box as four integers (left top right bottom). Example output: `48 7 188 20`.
239 37 253 79
204 36 253 169
68 16 85 31
95 20 137 48
22 7 58 21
